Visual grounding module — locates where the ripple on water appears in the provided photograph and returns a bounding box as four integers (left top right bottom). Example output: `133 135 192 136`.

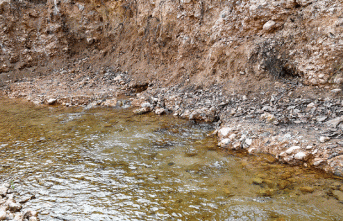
0 98 342 220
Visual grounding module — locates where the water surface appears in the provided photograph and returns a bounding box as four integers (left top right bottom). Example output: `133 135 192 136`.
0 98 342 220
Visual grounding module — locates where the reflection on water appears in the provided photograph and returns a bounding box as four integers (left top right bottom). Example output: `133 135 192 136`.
0 97 342 220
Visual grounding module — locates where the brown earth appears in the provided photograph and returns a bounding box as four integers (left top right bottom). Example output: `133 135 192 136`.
0 0 343 177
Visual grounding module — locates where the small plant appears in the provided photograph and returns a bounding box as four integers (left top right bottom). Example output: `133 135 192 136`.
10 180 15 190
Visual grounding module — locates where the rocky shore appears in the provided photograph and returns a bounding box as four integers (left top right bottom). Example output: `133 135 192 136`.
0 183 38 221
2 68 343 178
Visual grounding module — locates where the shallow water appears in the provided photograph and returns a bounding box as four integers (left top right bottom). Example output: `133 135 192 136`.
0 97 342 220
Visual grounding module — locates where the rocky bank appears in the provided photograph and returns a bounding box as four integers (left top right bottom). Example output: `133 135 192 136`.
0 0 343 177
0 183 38 221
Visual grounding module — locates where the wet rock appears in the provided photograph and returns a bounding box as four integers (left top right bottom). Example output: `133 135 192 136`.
299 186 314 193
218 138 231 148
252 178 263 185
102 98 117 107
259 188 276 197
278 180 291 190
332 190 343 201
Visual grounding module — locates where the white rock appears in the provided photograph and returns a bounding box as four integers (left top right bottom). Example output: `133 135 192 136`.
319 136 330 143
331 89 342 93
141 102 152 111
8 202 21 212
294 152 307 160
154 108 165 115
0 186 7 196
285 146 301 154
218 138 231 147
248 147 257 154
0 210 6 220
245 138 253 146
47 98 57 105
263 20 276 31
218 127 232 137
305 146 313 150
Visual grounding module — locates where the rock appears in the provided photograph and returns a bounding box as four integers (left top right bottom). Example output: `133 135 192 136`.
0 186 7 196
248 147 257 154
86 37 94 45
29 217 38 221
316 116 327 122
305 146 313 150
8 202 21 212
259 188 276 197
285 146 301 155
24 210 38 218
141 102 153 111
299 186 314 193
154 108 165 115
0 210 6 220
102 98 117 107
319 136 330 143
331 89 342 94
218 138 231 148
263 20 276 31
245 138 252 147
252 178 263 185
133 107 150 115
218 127 232 137
47 98 57 105
326 117 343 128
332 190 343 201
294 152 308 160
13 213 23 221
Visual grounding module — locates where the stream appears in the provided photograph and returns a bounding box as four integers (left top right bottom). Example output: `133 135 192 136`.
0 97 342 220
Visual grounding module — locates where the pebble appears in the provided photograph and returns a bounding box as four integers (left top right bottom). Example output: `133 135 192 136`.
0 186 7 196
319 136 330 143
285 146 301 155
294 152 307 160
47 98 57 105
263 20 276 31
299 186 314 193
0 210 6 220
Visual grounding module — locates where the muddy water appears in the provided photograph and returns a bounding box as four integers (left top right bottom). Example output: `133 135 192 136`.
0 98 342 220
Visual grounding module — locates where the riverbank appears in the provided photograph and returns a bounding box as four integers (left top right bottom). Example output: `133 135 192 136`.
0 182 38 221
2 68 343 178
